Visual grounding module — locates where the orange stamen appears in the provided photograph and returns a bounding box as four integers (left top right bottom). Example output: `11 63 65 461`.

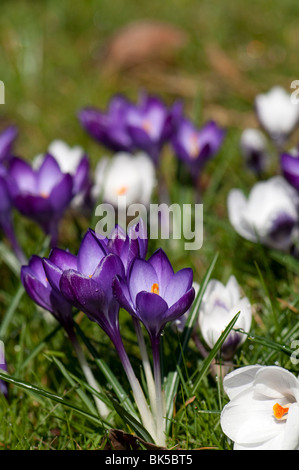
142 120 152 134
189 133 199 158
40 192 49 199
151 283 160 295
116 186 128 196
273 403 289 420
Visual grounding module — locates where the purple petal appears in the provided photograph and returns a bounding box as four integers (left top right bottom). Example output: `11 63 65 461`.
0 126 18 161
281 153 299 190
135 291 168 337
8 157 37 193
72 155 90 194
148 249 174 297
48 247 78 271
112 275 136 316
128 258 158 305
43 259 63 292
48 173 73 212
165 287 195 323
59 269 105 317
164 267 193 306
37 154 64 195
92 253 125 303
21 269 54 313
77 229 107 276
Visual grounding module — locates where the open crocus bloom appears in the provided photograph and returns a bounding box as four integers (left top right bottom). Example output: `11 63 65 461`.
255 86 299 145
220 365 299 450
227 176 299 252
93 151 156 209
240 128 270 175
198 276 252 359
7 154 73 243
113 248 195 341
125 93 182 165
171 118 225 179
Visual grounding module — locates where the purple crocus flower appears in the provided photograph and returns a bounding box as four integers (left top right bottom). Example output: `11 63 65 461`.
125 93 182 165
92 218 148 274
45 228 155 436
281 150 299 191
0 125 18 163
7 154 74 246
21 254 74 332
113 248 195 445
171 118 225 180
113 248 195 342
78 94 134 153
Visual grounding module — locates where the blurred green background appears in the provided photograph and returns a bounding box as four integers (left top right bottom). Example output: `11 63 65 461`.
1 0 299 157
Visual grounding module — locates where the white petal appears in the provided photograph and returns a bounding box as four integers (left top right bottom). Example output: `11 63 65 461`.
227 189 257 242
223 365 263 400
282 404 299 450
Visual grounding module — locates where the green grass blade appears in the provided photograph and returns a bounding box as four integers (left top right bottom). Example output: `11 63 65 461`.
191 311 240 394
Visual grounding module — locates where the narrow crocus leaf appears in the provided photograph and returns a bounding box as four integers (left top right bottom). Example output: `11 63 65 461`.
191 311 241 394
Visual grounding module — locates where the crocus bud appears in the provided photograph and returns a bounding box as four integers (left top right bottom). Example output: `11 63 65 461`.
198 276 252 360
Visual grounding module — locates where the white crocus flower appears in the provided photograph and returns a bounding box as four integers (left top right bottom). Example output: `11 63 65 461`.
227 176 299 252
240 128 270 174
93 152 156 210
255 86 299 144
198 276 252 359
220 365 299 450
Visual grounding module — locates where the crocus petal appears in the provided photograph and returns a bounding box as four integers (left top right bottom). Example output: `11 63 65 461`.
282 404 299 450
8 157 37 193
128 258 158 305
165 287 195 323
77 230 107 276
163 267 193 306
48 247 78 271
223 365 263 400
37 154 64 194
227 189 257 242
148 248 174 297
135 291 168 337
48 173 73 212
112 275 136 316
43 259 63 292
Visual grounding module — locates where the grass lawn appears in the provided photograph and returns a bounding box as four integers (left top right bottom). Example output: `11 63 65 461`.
0 0 299 450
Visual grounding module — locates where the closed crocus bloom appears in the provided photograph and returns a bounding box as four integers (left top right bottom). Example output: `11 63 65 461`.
240 128 270 175
198 276 252 360
7 154 73 245
255 86 299 145
21 255 74 332
93 152 156 209
113 248 195 342
227 176 299 252
171 118 225 180
78 94 134 153
220 365 299 450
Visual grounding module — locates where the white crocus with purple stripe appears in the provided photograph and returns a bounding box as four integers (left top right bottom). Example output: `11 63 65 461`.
227 176 299 252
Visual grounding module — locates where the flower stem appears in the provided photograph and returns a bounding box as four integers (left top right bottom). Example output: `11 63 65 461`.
133 318 157 415
113 330 157 443
151 335 166 447
67 328 110 420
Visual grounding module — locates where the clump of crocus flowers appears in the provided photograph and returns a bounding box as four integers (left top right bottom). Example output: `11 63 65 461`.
21 219 195 446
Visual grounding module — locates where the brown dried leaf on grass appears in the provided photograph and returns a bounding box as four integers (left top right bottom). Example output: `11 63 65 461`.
101 20 188 74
